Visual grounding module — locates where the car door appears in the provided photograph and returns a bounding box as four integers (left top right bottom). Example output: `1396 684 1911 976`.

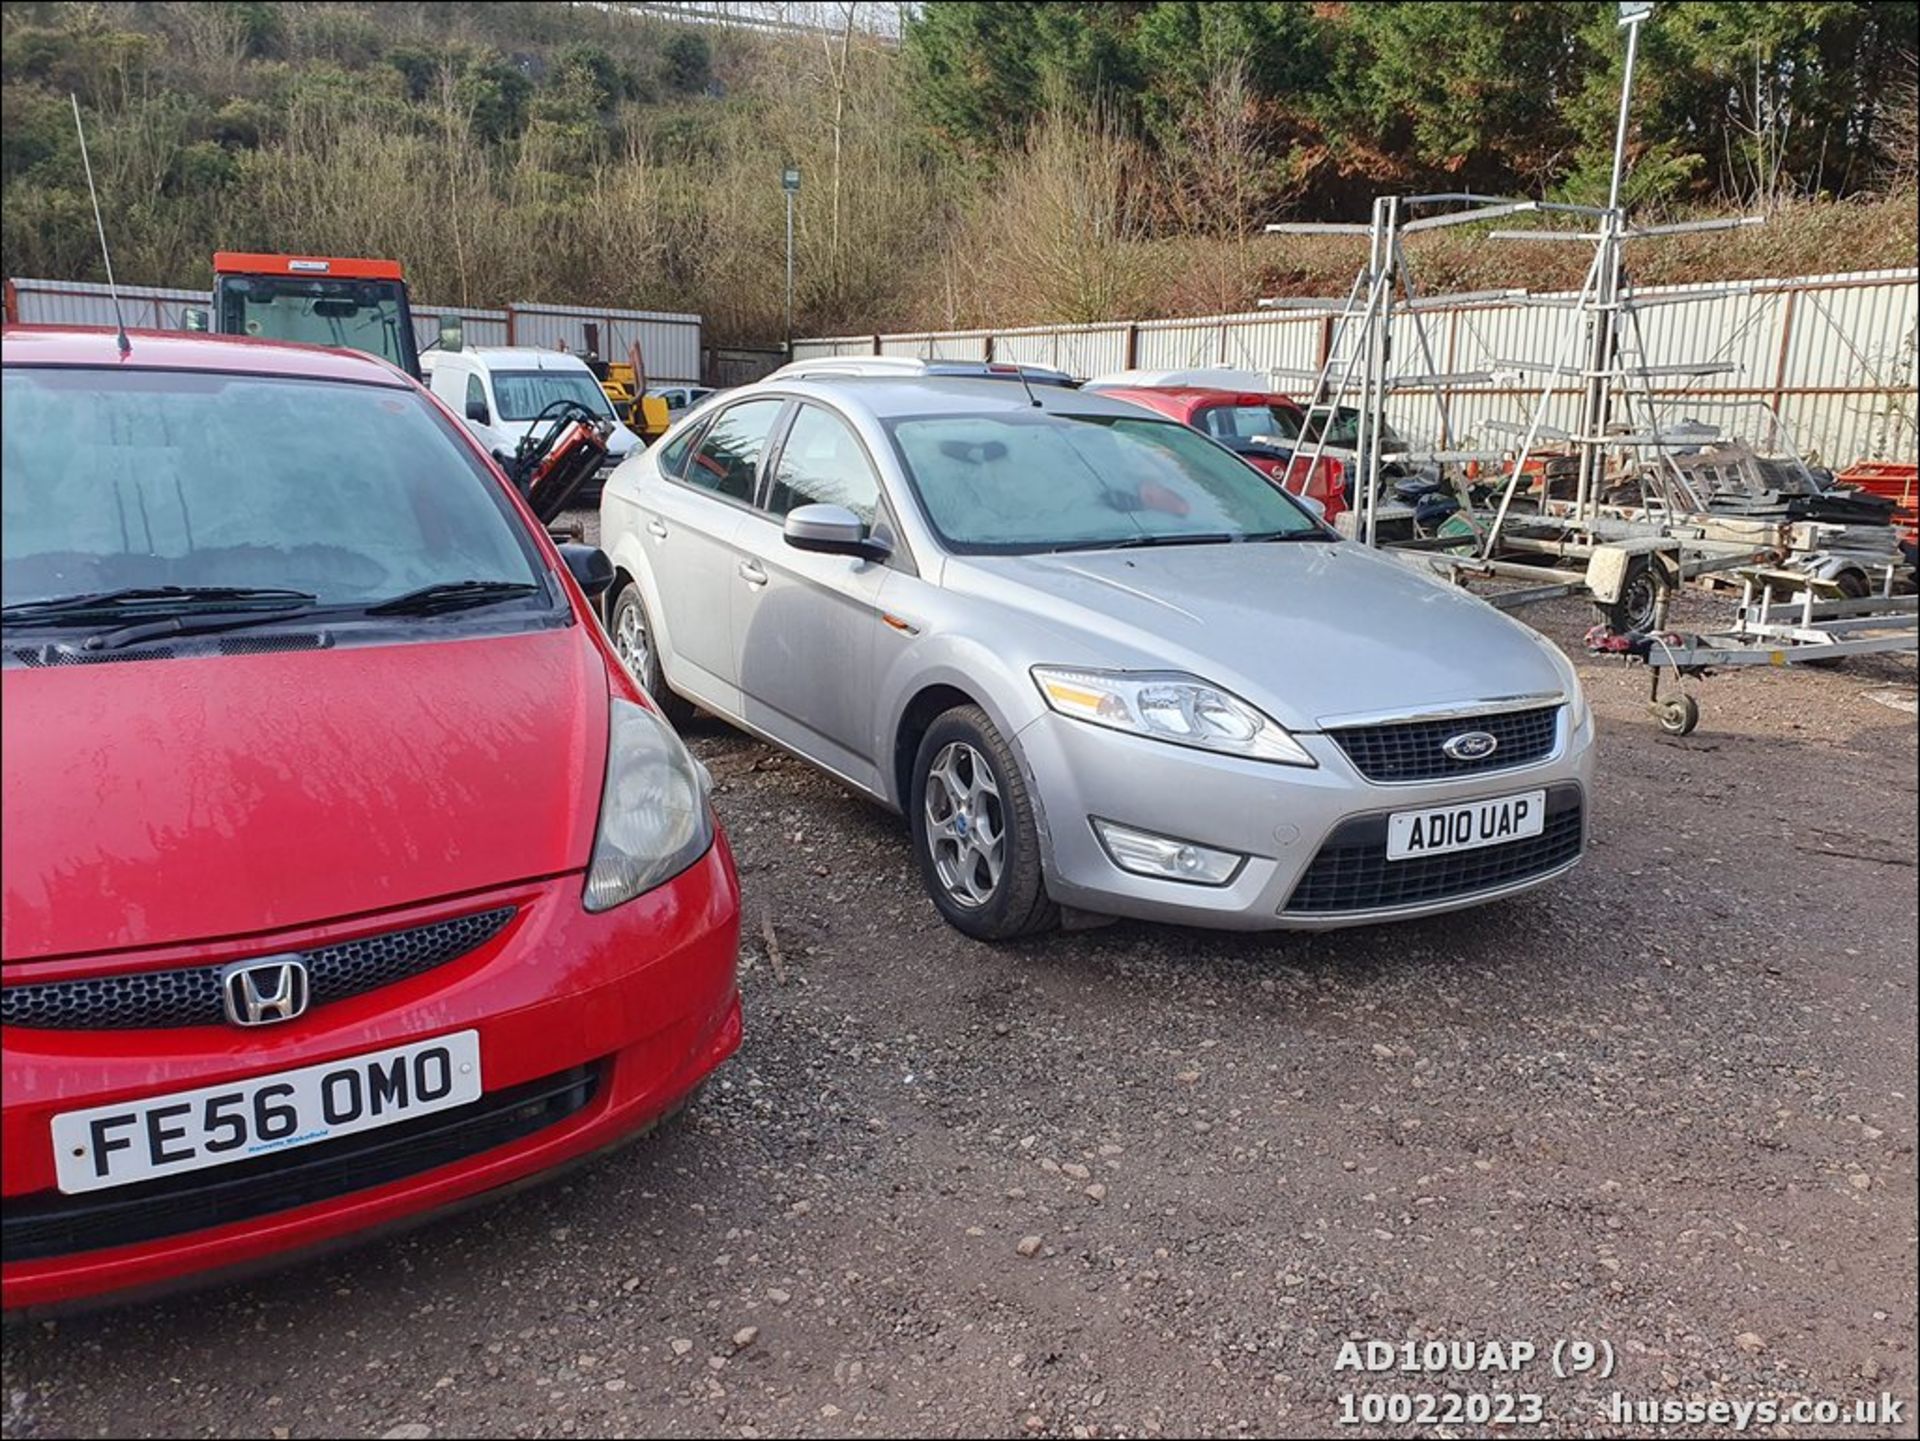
730 401 894 796
639 396 788 717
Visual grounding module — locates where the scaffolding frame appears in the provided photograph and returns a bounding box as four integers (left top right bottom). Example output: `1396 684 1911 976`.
1253 1 1914 727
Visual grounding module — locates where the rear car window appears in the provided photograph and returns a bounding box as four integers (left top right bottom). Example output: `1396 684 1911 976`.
1199 404 1302 443
684 398 785 503
656 418 705 479
2 367 542 607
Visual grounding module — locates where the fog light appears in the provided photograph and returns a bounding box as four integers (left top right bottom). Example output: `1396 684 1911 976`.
1092 819 1244 886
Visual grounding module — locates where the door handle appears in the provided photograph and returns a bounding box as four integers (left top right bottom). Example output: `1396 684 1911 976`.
738 560 768 587
645 518 669 539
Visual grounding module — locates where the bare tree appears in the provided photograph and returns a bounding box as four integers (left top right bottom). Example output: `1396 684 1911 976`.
1877 49 1918 192
1725 49 1809 210
436 62 477 307
957 105 1153 325
161 0 251 88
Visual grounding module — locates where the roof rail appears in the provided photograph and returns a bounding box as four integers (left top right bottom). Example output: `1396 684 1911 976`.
767 356 1078 387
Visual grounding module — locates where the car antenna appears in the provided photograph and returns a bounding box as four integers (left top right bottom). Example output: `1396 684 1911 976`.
70 93 130 358
992 361 1045 409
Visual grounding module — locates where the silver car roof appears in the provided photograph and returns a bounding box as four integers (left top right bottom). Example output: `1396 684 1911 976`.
763 375 1159 422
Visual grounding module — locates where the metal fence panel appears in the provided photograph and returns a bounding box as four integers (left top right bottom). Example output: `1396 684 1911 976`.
986 330 1057 366
9 277 205 330
506 303 703 384
1049 325 1130 377
875 334 921 357
792 268 1916 463
791 335 873 360
1226 315 1323 379
8 277 707 384
412 304 510 351
1134 319 1221 369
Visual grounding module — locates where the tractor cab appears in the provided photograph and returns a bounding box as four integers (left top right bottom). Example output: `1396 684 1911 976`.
201 253 422 379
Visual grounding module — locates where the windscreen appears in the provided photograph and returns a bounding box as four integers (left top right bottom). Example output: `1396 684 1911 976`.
490 369 617 423
886 411 1321 554
215 275 418 374
2 368 541 607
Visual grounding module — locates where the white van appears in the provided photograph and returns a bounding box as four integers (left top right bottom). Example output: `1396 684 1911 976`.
422 347 642 474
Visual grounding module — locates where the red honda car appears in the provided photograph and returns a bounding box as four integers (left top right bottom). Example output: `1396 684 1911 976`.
1095 384 1349 524
0 327 741 1312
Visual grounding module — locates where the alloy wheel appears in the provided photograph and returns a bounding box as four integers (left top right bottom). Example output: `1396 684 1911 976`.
922 741 1005 909
614 596 651 679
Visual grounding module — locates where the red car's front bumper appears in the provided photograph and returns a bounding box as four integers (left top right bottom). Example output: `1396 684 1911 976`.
0 841 741 1312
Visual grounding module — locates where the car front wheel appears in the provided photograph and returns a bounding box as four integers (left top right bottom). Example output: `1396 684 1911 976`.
609 582 694 727
910 705 1057 941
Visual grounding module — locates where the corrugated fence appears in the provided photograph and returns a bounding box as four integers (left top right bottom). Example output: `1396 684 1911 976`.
4 277 704 385
796 268 1919 467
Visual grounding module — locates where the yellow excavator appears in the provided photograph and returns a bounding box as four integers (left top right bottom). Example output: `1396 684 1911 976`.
589 343 671 445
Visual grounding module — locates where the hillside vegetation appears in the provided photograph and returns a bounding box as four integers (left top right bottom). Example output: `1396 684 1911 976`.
2 1 1914 343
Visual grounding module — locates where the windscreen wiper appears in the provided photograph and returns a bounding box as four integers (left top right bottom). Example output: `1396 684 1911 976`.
2 585 318 627
363 580 542 616
78 606 331 653
65 580 544 652
1052 533 1240 554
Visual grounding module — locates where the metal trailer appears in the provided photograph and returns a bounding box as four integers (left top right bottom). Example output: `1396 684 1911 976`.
1595 571 1919 735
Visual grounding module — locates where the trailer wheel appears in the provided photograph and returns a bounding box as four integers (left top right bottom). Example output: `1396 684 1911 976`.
1601 556 1670 634
1653 693 1699 737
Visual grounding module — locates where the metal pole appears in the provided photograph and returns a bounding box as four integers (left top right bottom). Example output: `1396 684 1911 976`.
784 188 795 351
1362 195 1399 549
1578 10 1645 529
1608 15 1642 215
1352 200 1378 546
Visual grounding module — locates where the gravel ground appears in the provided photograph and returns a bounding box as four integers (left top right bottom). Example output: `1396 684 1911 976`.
4 527 1916 1440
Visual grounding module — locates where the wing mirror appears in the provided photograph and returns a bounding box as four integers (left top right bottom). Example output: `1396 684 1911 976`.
557 543 615 598
439 314 464 353
465 396 490 424
782 503 890 562
1296 493 1328 521
182 307 209 332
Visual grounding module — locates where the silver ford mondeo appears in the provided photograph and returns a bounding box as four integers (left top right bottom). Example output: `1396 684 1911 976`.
599 360 1594 941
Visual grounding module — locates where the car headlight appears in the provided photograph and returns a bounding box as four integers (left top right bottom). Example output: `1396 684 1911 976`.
583 698 715 912
1565 676 1591 733
1540 642 1589 733
1031 667 1315 767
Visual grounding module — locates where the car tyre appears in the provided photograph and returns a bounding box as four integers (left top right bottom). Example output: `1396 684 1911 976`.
609 582 694 728
910 706 1058 942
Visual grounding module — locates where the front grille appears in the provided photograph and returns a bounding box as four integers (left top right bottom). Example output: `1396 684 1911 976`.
1 908 515 1031
1 1065 598 1263
1330 705 1561 783
1284 785 1584 915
